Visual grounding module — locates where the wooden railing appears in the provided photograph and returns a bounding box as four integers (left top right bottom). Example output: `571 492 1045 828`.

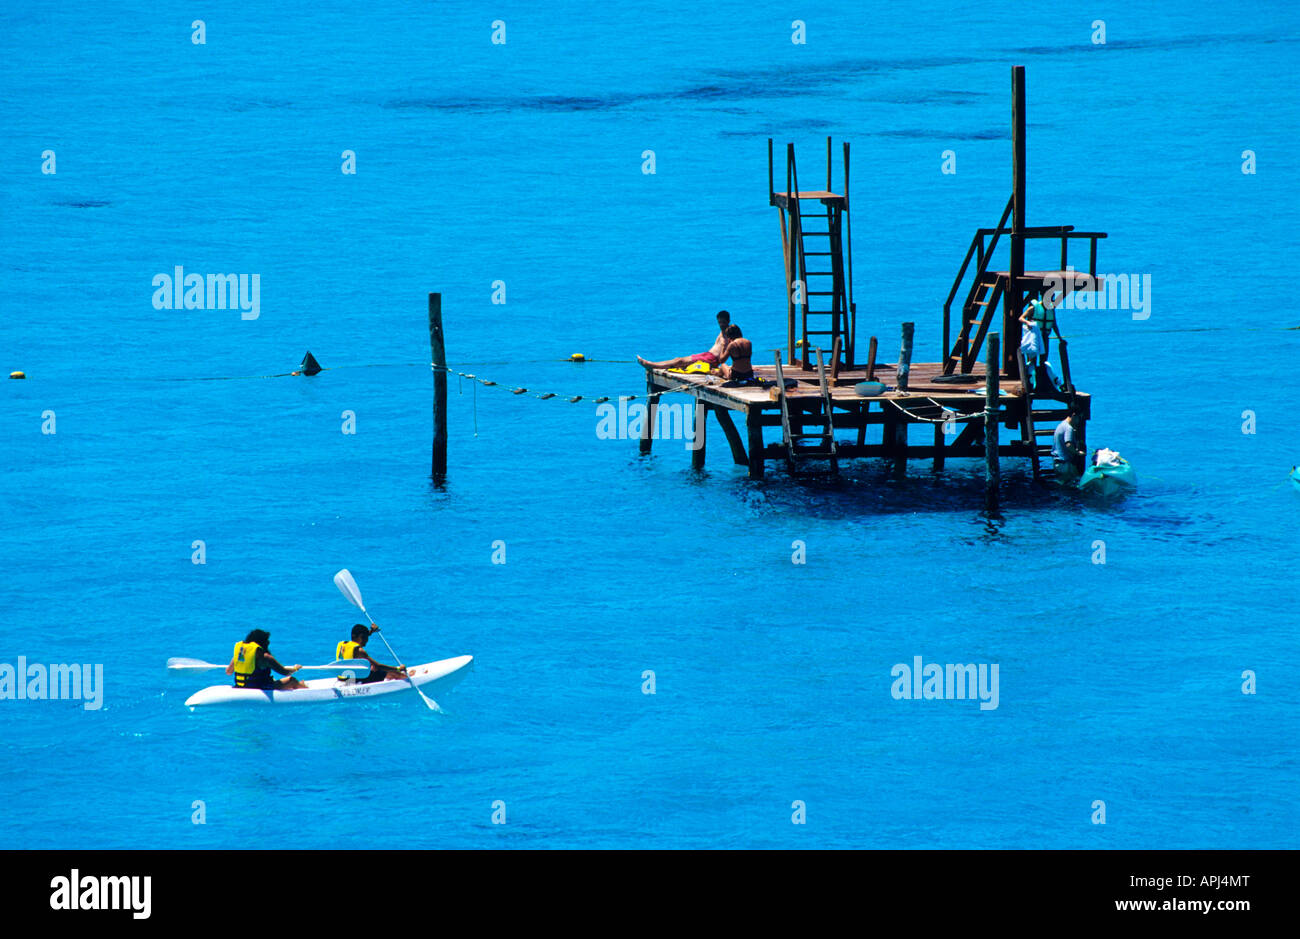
942 199 1108 364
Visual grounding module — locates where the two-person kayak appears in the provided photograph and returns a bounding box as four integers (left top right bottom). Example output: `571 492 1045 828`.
184 654 473 708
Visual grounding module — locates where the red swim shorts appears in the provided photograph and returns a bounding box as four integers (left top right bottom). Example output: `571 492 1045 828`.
687 353 719 365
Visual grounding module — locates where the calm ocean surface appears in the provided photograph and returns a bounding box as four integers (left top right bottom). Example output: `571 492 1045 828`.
1 2 1297 848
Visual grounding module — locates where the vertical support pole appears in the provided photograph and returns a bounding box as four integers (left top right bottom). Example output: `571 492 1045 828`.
639 382 658 454
787 144 797 368
866 335 878 380
746 408 765 479
897 322 914 393
825 135 832 191
691 401 707 470
429 292 447 482
985 333 1001 508
843 140 855 369
888 402 907 473
933 423 946 471
1006 65 1027 375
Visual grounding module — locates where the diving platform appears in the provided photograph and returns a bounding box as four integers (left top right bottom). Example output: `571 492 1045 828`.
639 65 1110 498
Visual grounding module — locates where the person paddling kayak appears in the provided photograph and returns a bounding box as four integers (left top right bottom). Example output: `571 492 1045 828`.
226 629 307 690
336 624 409 683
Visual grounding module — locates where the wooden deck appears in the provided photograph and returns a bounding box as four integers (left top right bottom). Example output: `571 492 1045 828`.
640 360 1090 479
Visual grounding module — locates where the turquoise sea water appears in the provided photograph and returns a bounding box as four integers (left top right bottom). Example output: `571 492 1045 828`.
1 2 1298 848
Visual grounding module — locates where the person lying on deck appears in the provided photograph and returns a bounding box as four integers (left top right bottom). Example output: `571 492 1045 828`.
637 310 731 372
717 325 754 381
335 623 410 684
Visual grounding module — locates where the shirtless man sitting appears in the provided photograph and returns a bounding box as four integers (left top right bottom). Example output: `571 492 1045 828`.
717 325 753 380
637 310 731 372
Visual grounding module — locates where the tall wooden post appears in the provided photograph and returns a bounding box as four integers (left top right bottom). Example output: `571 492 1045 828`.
429 292 447 481
639 382 658 454
1005 65 1027 374
985 333 1000 508
691 401 707 470
746 408 765 479
897 322 914 392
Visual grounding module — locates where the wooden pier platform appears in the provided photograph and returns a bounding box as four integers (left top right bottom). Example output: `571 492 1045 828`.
640 359 1088 479
636 66 1107 494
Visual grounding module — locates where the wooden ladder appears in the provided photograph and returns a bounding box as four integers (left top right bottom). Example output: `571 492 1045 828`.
772 140 853 371
948 274 1004 374
773 346 839 474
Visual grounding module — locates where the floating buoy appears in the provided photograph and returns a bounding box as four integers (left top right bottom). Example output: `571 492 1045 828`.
297 351 322 376
569 353 586 362
9 371 25 380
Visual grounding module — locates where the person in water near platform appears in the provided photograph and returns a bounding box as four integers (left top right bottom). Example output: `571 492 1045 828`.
717 324 754 380
636 310 732 371
1052 410 1085 473
226 629 307 690
335 624 410 684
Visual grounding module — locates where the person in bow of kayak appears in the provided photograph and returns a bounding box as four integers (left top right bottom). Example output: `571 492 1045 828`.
226 629 307 690
336 624 410 684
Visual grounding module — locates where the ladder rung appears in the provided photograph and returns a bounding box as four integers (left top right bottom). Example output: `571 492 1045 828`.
805 251 833 256
801 232 831 237
802 270 834 275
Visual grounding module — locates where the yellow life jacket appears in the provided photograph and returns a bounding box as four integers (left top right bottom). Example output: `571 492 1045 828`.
232 641 264 687
336 640 361 660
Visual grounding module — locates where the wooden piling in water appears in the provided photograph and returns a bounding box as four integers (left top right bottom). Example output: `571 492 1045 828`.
985 333 1000 506
897 322 914 392
639 380 659 454
428 292 447 481
712 406 750 466
746 409 765 479
692 400 707 470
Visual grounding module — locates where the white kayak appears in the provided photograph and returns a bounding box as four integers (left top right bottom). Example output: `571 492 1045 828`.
184 655 473 708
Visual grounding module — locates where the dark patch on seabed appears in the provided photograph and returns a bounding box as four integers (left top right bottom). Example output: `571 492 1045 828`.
54 199 111 208
382 31 1295 118
874 128 1005 140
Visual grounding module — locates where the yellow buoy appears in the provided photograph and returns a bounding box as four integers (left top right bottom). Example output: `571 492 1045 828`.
9 371 25 379
569 353 586 362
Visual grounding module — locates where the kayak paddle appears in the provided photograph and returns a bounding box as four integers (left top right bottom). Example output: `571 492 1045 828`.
167 657 371 676
332 568 442 713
